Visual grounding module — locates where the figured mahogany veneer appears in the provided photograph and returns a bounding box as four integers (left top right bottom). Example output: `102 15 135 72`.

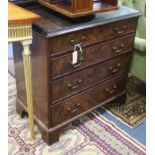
52 52 132 103
51 74 127 127
13 3 141 145
50 18 138 55
51 34 135 79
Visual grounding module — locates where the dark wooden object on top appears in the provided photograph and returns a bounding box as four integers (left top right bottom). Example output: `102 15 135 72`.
38 0 118 18
12 2 141 145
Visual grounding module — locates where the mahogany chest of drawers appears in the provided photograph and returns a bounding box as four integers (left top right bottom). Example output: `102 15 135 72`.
13 3 141 145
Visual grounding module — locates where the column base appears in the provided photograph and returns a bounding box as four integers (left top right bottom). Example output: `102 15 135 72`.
16 99 62 145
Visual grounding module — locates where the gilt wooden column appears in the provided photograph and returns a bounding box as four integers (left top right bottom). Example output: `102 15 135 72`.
8 2 40 139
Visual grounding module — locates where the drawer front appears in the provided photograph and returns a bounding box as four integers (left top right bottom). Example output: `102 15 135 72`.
50 18 138 55
51 74 127 127
51 35 135 79
52 52 132 103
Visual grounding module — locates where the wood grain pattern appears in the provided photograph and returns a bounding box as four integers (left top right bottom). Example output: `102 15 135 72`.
51 74 127 127
51 34 135 79
8 2 40 25
52 52 132 103
72 0 93 13
49 18 138 55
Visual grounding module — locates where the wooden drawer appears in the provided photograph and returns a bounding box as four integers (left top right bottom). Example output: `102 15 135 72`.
51 35 135 79
51 74 127 127
50 18 137 55
51 52 132 103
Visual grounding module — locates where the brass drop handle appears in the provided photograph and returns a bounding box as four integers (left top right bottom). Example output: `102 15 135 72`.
70 35 86 45
123 25 127 29
67 102 81 113
114 27 124 34
72 62 82 68
116 30 124 34
109 63 121 73
68 79 83 90
105 84 117 94
114 25 127 34
112 44 124 53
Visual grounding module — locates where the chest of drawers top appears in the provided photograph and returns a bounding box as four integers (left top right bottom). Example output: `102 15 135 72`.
29 5 141 37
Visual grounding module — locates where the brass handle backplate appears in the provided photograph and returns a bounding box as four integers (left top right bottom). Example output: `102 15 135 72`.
114 25 127 34
68 79 83 90
105 84 117 94
109 63 121 73
70 35 86 45
112 44 124 53
67 102 81 113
